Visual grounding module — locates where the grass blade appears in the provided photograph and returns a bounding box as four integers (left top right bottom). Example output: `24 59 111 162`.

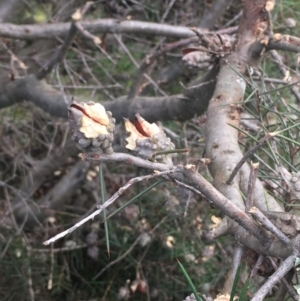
230 264 241 301
177 258 205 301
239 276 250 301
99 163 110 257
103 179 165 222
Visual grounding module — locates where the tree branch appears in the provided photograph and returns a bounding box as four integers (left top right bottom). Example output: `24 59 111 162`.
0 19 237 41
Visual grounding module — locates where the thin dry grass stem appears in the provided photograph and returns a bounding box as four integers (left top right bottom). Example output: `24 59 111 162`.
268 257 298 301
249 207 290 245
245 162 259 212
47 244 54 290
226 132 278 185
93 216 168 280
43 170 172 245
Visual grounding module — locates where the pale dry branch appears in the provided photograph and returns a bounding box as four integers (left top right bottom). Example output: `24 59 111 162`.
43 170 172 245
249 207 290 245
269 257 298 301
227 132 278 185
251 254 298 301
245 162 259 212
0 19 237 41
36 1 95 79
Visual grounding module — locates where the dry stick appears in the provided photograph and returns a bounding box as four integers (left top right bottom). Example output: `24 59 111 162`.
43 170 172 245
268 39 300 54
249 207 291 245
274 269 295 301
113 33 167 98
0 19 237 41
81 152 170 171
36 1 94 80
74 21 116 65
226 132 278 184
222 244 244 294
269 49 300 103
245 162 259 212
251 254 297 301
127 35 198 100
268 257 298 301
32 244 87 253
250 254 264 279
84 153 271 246
93 215 168 280
173 173 270 245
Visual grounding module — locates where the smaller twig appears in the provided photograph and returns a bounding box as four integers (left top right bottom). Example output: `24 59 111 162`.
269 50 300 103
222 244 244 295
74 21 116 65
32 244 87 253
43 170 172 245
250 254 264 279
268 257 298 301
153 148 189 158
47 244 54 290
0 40 27 74
227 132 278 184
245 162 259 212
51 84 120 90
173 179 204 198
36 1 94 79
113 33 167 98
81 152 170 171
249 207 290 245
127 36 198 100
160 0 177 23
251 254 297 301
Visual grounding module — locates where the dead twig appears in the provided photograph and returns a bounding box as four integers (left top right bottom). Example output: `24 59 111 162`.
251 254 297 301
245 162 259 212
43 170 172 245
268 257 298 301
227 132 278 184
36 1 95 79
249 207 290 245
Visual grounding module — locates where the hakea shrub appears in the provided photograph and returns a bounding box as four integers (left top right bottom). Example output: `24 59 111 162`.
124 114 175 165
68 100 115 153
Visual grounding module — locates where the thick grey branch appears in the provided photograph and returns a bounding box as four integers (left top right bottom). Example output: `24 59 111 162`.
0 64 218 123
0 19 196 40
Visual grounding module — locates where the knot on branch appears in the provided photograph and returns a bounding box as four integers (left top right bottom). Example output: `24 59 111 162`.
124 114 175 165
68 99 115 154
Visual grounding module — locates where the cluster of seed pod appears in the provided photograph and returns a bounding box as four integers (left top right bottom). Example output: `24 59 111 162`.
68 100 115 154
